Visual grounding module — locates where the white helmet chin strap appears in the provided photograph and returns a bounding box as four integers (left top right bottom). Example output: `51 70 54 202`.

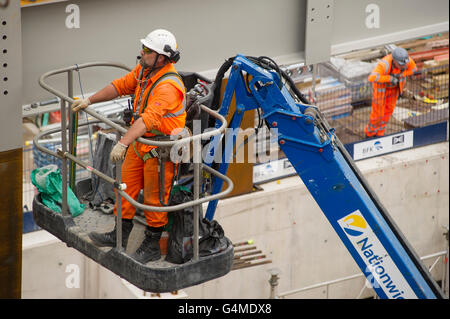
139 52 165 73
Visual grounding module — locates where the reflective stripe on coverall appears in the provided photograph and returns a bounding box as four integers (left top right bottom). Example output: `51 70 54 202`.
365 54 417 137
111 63 186 227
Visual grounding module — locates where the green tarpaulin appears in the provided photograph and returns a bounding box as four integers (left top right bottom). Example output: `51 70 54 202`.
31 164 85 217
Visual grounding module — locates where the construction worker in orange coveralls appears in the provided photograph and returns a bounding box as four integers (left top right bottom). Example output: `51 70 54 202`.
71 29 186 264
365 47 417 138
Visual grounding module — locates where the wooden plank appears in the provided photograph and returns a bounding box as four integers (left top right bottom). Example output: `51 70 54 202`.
234 245 257 253
425 39 450 50
434 54 449 61
423 59 449 68
397 33 449 50
232 260 272 270
409 48 449 62
234 250 263 259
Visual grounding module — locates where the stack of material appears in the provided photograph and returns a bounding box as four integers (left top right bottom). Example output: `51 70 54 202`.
398 33 449 69
405 35 449 102
305 77 353 120
231 240 272 270
294 76 321 91
420 73 449 100
402 70 449 128
320 58 376 103
409 47 449 69
398 33 448 51
334 47 387 62
419 50 448 102
398 34 449 127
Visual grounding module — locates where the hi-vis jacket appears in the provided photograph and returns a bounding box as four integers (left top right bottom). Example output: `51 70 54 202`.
367 53 417 95
112 63 186 153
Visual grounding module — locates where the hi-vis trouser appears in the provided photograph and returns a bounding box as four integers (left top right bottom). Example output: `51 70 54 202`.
112 71 186 228
113 143 176 228
365 84 400 137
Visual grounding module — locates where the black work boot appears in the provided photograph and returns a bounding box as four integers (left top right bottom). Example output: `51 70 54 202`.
89 218 134 249
131 226 163 264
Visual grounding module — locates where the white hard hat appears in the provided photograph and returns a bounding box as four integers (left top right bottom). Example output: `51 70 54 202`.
140 29 179 62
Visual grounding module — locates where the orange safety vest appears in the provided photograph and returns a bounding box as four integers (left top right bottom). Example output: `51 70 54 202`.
112 63 186 153
368 53 417 95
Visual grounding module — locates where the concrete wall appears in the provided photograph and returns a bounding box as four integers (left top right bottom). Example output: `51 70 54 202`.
22 141 449 299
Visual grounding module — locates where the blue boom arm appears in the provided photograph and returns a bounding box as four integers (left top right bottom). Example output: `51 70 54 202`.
204 54 444 299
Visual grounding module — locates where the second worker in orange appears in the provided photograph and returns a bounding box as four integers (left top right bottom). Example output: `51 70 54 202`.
365 47 417 138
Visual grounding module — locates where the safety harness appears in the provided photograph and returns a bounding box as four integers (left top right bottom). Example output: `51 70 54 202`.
131 71 186 206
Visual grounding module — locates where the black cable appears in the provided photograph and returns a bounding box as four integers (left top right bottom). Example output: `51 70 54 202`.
75 65 95 166
249 55 310 105
208 55 311 163
211 57 236 110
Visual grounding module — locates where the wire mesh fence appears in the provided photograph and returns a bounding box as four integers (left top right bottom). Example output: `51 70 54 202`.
304 62 449 145
253 60 448 166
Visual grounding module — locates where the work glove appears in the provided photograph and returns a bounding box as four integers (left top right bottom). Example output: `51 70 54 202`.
72 98 91 113
389 75 399 86
110 142 127 162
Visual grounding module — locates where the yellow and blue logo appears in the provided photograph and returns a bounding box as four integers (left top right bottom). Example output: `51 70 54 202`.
342 214 367 236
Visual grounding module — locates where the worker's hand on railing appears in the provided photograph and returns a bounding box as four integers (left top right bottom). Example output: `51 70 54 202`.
71 98 91 112
389 75 399 86
110 142 127 162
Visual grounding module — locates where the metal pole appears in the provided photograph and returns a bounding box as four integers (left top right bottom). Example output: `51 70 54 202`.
68 70 77 191
192 137 201 261
85 112 94 167
60 99 69 216
268 268 280 299
115 131 123 252
311 64 317 102
443 226 449 296
68 70 73 153
116 158 123 252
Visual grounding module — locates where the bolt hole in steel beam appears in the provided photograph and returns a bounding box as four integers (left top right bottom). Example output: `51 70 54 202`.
2 15 7 95
305 0 334 65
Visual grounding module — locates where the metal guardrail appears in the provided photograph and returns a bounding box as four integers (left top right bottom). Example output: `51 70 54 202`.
36 62 233 260
276 249 449 299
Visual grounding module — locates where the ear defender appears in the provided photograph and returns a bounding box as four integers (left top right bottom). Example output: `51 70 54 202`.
164 44 180 63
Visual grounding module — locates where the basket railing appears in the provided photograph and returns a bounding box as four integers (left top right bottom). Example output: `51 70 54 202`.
37 62 233 260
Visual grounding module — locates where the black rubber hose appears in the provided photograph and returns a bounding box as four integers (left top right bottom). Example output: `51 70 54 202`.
211 57 236 111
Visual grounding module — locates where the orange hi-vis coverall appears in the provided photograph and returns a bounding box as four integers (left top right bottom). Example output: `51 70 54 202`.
111 63 186 228
365 53 417 137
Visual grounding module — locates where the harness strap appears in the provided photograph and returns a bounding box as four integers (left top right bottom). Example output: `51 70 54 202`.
131 141 179 207
131 141 159 162
141 72 186 117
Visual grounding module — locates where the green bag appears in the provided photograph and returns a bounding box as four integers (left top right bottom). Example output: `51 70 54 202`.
31 164 85 217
